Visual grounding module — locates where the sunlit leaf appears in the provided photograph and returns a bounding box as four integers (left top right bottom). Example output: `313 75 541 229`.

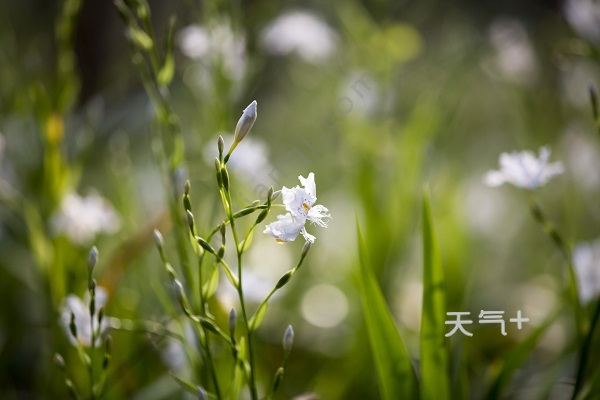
356 220 418 400
420 188 451 400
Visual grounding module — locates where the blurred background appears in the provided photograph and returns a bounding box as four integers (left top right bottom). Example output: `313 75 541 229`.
1 0 600 398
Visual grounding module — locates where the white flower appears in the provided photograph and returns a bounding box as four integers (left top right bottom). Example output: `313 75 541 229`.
260 11 338 64
573 239 600 304
264 173 330 243
51 192 120 245
484 147 564 189
59 287 109 347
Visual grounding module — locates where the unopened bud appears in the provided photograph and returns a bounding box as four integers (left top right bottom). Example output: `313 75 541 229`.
225 101 258 162
271 190 281 202
255 209 269 224
283 325 294 353
186 210 195 231
276 271 293 289
197 386 208 400
251 200 261 207
215 158 223 188
234 100 257 144
89 278 97 292
267 186 274 205
220 224 226 245
69 312 78 339
153 229 164 249
220 167 230 191
54 353 65 370
97 307 104 326
88 246 99 271
229 308 237 339
197 237 216 255
184 179 191 195
173 280 186 310
218 136 224 156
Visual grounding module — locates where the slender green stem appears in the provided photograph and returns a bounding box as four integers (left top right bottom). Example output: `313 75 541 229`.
527 195 583 343
219 179 258 400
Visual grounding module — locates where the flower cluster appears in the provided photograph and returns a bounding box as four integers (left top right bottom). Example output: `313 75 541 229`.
264 172 331 243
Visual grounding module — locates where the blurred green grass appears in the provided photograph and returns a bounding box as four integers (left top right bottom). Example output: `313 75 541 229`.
1 0 600 398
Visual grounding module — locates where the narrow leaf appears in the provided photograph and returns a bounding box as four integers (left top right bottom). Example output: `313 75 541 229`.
420 188 451 400
485 309 559 399
356 220 418 400
202 264 219 300
248 301 268 332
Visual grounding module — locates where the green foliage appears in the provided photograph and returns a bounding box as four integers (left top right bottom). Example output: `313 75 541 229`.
420 189 451 400
356 221 418 400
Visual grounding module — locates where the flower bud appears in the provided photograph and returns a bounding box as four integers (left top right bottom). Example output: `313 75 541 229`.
234 100 257 144
283 325 294 353
225 101 258 162
69 312 78 339
88 246 99 271
218 135 224 157
173 279 186 310
215 158 223 188
54 353 66 370
186 210 195 234
229 308 237 339
197 386 208 400
153 229 164 249
184 179 191 196
271 190 281 202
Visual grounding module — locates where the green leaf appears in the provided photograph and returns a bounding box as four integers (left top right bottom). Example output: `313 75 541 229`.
238 229 254 253
127 26 153 51
169 372 200 394
356 220 418 400
157 53 174 86
248 301 268 332
158 16 176 86
227 337 246 400
202 264 219 300
420 188 451 400
485 309 559 399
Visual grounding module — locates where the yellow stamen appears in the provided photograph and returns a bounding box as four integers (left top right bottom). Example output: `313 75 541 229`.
302 203 310 211
276 239 284 243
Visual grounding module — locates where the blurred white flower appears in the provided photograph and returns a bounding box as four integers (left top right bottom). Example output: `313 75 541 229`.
564 0 600 42
203 134 271 184
51 192 121 245
177 21 246 81
59 287 109 347
573 239 600 304
260 10 338 64
489 18 537 84
484 147 564 189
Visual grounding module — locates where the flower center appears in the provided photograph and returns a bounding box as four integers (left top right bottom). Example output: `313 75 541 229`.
302 202 310 211
276 238 284 243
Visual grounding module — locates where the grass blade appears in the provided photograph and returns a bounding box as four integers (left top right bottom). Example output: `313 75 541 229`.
420 188 451 400
356 220 418 400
